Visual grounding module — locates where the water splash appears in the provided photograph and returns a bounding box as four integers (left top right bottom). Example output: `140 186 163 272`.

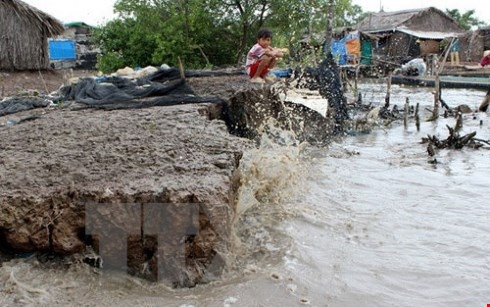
233 120 305 218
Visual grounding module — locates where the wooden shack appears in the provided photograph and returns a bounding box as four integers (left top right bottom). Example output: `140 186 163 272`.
356 7 465 64
0 0 64 70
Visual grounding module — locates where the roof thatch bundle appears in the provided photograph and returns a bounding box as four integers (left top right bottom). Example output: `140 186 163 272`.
0 0 64 70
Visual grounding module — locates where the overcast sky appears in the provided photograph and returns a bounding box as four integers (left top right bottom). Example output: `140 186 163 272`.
22 0 487 26
351 0 488 23
23 0 118 26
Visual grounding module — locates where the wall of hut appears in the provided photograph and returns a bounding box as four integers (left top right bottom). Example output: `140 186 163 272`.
484 28 490 50
0 3 49 70
418 39 440 55
373 32 419 64
459 28 490 62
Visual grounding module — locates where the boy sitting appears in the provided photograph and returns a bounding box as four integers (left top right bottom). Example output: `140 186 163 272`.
246 28 284 83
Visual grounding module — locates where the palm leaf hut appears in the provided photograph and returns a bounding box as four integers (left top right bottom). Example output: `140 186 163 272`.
0 0 64 70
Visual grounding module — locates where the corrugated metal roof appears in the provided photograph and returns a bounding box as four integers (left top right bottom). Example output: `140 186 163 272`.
397 28 463 39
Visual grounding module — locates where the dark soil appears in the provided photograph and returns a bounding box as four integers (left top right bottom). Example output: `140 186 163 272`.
0 69 97 97
0 69 253 99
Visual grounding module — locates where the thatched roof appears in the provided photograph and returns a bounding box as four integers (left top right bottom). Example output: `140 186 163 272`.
357 7 462 35
1 0 64 36
1 0 65 70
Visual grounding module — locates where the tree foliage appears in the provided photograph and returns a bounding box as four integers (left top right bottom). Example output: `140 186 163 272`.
445 9 487 30
92 0 361 72
92 0 239 72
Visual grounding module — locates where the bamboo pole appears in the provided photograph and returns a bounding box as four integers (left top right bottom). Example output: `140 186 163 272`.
438 37 455 74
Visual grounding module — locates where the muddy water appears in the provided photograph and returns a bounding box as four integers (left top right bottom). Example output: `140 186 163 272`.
1 82 489 306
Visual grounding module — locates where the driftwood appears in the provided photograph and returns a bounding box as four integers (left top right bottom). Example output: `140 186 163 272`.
422 124 485 158
421 111 489 164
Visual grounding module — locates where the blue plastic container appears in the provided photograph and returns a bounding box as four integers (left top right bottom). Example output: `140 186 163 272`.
271 69 291 78
49 40 76 60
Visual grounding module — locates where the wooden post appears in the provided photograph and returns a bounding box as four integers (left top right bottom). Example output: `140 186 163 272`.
178 57 185 80
38 70 49 94
433 69 440 120
455 111 463 131
429 40 452 118
427 56 440 121
415 103 420 131
354 64 359 95
404 98 409 129
385 71 392 107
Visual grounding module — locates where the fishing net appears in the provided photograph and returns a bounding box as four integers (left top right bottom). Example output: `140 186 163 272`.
58 67 231 109
0 67 245 116
0 96 51 117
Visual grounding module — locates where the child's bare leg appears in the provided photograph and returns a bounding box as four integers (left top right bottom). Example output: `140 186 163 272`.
252 57 272 79
269 58 278 69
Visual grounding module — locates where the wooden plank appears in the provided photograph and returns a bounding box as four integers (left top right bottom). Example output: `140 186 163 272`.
390 75 490 90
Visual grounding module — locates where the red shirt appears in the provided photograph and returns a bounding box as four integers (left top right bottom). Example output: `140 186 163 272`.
480 55 490 67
